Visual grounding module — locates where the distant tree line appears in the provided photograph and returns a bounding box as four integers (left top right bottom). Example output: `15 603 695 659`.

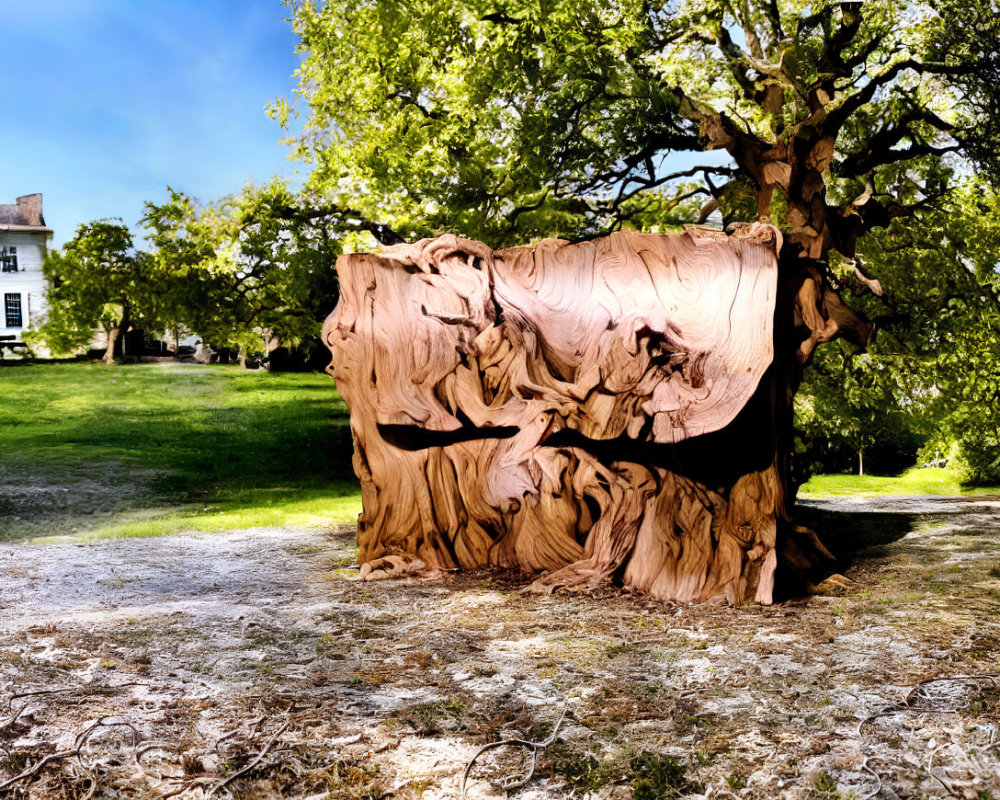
29 179 348 371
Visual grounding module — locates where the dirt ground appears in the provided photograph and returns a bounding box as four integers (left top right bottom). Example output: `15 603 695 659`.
1 497 998 799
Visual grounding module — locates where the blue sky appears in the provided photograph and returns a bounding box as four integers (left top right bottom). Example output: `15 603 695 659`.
1 0 302 247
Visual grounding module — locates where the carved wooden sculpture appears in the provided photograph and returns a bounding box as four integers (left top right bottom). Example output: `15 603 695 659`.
324 225 843 605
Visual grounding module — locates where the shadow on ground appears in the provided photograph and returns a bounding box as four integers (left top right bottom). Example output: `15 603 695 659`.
796 503 917 561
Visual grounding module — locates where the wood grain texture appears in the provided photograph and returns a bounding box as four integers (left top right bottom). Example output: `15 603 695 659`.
324 225 790 604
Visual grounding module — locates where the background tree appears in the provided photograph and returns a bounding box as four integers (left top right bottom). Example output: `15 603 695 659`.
141 189 240 354
229 180 342 366
917 185 1000 484
36 220 153 365
794 345 929 477
796 176 1000 483
142 182 342 367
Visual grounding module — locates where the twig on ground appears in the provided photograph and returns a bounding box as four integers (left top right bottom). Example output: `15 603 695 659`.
161 776 215 799
2 682 151 718
134 742 175 782
926 743 960 797
76 716 141 750
247 714 267 734
329 732 364 747
0 704 29 733
0 716 140 793
208 718 290 797
215 709 277 753
135 743 175 763
0 749 81 793
79 765 99 800
858 757 883 800
2 687 76 712
214 728 240 752
460 702 568 799
859 673 1000 733
677 687 712 699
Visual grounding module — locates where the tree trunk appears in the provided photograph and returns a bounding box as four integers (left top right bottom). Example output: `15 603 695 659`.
859 448 864 477
324 228 864 603
102 327 120 366
103 306 131 365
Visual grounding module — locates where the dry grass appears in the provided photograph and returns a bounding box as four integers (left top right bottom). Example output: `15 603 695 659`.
1 498 998 798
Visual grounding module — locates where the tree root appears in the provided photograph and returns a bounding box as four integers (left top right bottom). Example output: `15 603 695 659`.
208 718 290 796
353 554 444 582
808 573 861 596
526 560 610 595
0 715 139 793
460 703 568 799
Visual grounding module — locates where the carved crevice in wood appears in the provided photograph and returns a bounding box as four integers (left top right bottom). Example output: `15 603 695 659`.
324 225 832 605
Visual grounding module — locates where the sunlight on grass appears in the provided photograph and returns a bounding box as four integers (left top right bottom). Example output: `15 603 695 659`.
799 467 1000 497
0 363 361 541
33 487 362 543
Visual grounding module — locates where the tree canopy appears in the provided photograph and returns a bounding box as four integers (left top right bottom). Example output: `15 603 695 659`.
274 0 1000 485
276 0 1000 261
796 176 1000 481
139 181 342 364
36 220 152 365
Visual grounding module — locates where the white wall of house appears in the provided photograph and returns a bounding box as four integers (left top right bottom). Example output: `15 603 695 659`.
1 229 50 351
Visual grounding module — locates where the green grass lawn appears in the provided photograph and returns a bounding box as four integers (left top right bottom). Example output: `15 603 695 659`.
0 362 361 540
798 467 1000 497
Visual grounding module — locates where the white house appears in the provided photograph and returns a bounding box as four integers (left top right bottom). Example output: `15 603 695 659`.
0 194 52 355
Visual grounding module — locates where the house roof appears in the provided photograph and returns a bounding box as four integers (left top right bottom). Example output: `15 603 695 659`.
0 194 53 233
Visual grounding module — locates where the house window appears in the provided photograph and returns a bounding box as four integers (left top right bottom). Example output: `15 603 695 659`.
4 293 22 328
1 247 16 272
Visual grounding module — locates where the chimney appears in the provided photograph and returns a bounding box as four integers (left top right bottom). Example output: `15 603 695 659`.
15 194 44 227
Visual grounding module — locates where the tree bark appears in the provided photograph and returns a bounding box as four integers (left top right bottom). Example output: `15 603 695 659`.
102 326 120 366
102 305 131 366
324 226 864 603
